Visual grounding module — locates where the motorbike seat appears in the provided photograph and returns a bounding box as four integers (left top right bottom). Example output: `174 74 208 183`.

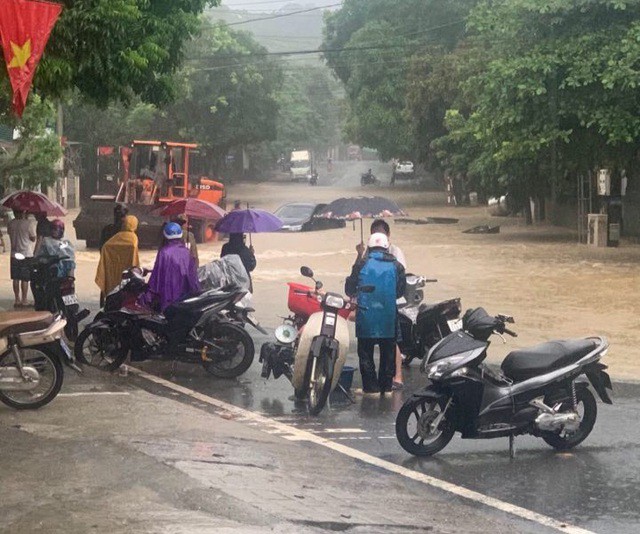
165 290 235 316
501 339 596 382
0 311 55 337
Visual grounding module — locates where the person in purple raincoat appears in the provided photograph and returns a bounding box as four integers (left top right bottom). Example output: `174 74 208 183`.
144 222 200 312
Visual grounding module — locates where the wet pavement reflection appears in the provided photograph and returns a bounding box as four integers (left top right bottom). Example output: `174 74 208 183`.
133 333 640 534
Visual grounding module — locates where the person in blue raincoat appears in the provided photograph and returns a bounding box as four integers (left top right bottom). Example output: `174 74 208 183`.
345 233 406 394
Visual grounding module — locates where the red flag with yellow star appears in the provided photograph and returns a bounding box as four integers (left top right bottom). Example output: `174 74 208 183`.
0 0 62 116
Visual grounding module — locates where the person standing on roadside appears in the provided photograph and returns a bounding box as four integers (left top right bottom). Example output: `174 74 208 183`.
100 204 128 250
356 219 407 390
346 233 406 394
7 210 36 307
96 215 140 298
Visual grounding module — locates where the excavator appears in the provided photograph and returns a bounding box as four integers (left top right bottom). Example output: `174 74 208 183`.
74 141 226 248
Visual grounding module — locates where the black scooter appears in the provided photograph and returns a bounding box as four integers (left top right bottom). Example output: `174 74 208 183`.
75 267 257 378
397 275 462 366
396 307 612 457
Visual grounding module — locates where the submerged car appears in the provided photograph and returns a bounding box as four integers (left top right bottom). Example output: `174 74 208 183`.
275 203 346 232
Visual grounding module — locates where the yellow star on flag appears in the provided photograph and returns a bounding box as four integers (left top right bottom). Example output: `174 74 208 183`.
8 39 31 69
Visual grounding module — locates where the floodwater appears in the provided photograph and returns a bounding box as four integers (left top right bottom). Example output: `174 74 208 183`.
1 161 638 378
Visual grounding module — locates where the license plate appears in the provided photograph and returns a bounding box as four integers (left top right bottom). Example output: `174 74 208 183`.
448 319 462 331
62 294 78 306
59 338 72 359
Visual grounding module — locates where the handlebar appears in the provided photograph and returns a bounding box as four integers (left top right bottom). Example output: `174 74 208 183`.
504 327 518 338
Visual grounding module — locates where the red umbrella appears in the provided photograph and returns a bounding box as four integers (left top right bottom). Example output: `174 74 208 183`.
154 198 226 220
0 190 67 216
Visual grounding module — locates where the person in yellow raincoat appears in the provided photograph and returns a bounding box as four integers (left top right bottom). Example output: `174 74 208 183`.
95 215 140 297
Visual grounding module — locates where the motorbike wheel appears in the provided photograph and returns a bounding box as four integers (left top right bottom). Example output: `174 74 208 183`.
395 395 455 456
307 352 334 416
541 388 597 451
75 325 127 372
202 322 255 379
0 347 64 410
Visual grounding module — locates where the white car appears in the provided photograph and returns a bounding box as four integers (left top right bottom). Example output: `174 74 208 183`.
395 161 415 175
392 161 415 183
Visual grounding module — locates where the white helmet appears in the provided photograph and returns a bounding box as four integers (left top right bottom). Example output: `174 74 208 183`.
368 232 389 249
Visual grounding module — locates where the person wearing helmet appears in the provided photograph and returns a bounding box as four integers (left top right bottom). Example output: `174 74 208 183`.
143 222 200 312
35 219 76 278
345 232 406 394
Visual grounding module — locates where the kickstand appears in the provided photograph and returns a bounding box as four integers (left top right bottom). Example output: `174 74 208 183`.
337 384 356 404
509 434 516 459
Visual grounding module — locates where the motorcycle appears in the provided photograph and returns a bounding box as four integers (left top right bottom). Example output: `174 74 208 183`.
397 275 462 366
0 310 80 409
25 253 90 342
75 266 258 378
259 267 363 415
395 307 612 457
309 171 318 186
360 171 377 186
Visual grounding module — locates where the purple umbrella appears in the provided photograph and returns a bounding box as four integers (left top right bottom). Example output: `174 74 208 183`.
215 208 283 244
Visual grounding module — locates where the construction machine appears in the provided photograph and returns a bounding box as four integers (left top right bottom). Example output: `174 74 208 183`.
74 141 226 248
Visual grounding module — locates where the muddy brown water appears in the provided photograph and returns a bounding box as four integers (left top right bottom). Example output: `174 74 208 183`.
2 178 637 379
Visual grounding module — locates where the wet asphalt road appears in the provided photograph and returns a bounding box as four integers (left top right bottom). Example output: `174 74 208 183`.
131 330 639 534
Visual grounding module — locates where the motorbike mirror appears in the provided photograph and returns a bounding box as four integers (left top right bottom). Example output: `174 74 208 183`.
359 285 375 293
13 253 25 261
300 266 314 278
315 280 323 290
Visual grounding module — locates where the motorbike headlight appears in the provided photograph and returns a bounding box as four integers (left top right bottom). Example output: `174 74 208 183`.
275 324 298 344
324 295 345 309
424 355 467 380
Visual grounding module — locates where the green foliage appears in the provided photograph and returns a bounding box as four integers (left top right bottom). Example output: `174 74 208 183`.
323 0 473 160
64 22 284 174
0 95 62 190
436 0 640 199
32 0 218 106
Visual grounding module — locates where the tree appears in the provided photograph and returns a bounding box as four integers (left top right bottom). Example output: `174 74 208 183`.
0 95 62 190
438 0 640 201
0 0 218 107
322 0 473 160
64 22 284 176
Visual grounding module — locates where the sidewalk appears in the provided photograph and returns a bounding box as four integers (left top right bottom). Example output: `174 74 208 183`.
0 368 547 534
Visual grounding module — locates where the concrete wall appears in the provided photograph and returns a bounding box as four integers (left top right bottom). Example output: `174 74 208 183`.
547 195 640 238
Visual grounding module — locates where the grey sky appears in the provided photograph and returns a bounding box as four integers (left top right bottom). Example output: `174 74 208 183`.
220 1 336 12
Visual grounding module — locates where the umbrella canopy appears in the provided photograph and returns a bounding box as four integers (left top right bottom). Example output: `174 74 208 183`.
314 196 405 220
0 190 67 216
215 208 283 234
155 198 226 220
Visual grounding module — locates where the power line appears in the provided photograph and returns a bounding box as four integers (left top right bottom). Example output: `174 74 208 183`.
225 2 341 26
220 0 339 6
192 19 465 60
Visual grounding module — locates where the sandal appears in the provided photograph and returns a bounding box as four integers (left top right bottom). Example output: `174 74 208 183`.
392 381 404 391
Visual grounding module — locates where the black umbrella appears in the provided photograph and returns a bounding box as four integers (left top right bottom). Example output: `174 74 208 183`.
314 196 406 242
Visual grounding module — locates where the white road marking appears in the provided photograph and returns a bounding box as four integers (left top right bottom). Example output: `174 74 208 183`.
58 392 130 397
315 428 367 434
129 367 595 534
